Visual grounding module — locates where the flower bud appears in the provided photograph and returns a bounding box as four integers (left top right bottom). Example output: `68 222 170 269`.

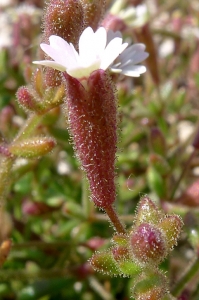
102 14 126 32
63 70 117 209
130 223 167 265
132 269 169 300
16 86 37 112
112 246 130 262
135 196 163 226
45 68 62 87
80 0 106 30
9 137 56 158
43 0 84 86
43 0 84 47
159 215 183 250
112 245 141 276
89 250 120 276
22 200 53 216
112 234 129 247
32 68 45 97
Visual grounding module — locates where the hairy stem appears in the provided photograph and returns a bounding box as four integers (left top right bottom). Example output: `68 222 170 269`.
13 113 43 142
104 205 126 234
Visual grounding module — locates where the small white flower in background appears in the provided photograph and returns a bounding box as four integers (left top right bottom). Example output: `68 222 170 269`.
110 2 149 28
33 26 148 80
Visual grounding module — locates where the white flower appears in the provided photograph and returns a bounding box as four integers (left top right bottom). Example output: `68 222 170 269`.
33 26 148 79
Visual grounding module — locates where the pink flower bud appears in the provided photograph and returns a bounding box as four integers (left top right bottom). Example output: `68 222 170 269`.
130 223 167 265
22 200 52 216
16 86 36 111
63 70 117 209
43 0 84 47
102 14 126 32
80 0 106 30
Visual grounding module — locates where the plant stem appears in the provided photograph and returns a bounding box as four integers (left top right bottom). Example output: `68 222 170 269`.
170 149 197 200
13 113 43 142
0 156 14 203
171 256 199 297
104 205 126 234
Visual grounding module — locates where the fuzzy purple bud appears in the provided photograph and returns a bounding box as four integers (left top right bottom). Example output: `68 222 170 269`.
43 0 84 47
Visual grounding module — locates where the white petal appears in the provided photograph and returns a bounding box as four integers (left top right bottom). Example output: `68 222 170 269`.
40 44 68 67
33 60 66 72
93 27 107 56
49 35 70 50
107 30 122 44
49 35 78 63
100 38 128 70
120 44 147 62
79 27 96 65
121 65 147 77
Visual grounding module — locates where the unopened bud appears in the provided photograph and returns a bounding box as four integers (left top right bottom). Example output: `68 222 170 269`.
16 86 37 112
112 246 130 262
80 0 106 30
159 215 183 250
89 250 120 276
135 196 163 226
22 200 52 216
45 68 62 87
102 14 126 32
43 0 84 47
32 68 45 97
112 234 128 246
112 245 141 276
9 137 56 158
132 269 168 300
130 223 167 265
